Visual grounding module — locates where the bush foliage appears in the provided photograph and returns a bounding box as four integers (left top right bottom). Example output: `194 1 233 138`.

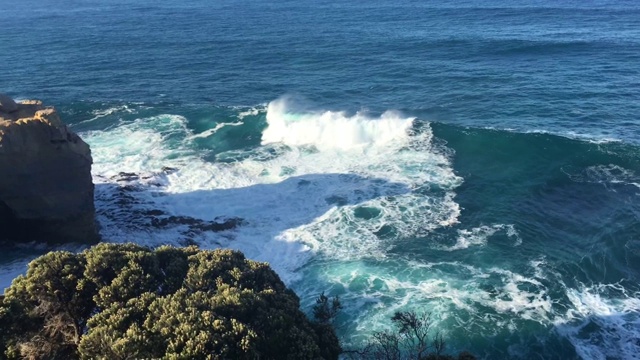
0 243 341 359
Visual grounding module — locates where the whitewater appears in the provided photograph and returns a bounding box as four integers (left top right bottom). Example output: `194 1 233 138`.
2 0 640 358
3 97 638 359
89 98 463 279
96 99 640 360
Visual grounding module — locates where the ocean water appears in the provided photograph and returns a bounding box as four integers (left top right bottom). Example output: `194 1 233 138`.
2 0 640 359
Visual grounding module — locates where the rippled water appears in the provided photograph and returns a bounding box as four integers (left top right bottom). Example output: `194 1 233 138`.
2 1 640 358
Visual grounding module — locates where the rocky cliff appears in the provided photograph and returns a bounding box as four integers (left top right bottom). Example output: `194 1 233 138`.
0 94 98 244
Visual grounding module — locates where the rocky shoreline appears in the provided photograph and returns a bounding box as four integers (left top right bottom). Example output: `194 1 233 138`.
96 169 244 246
1 94 244 246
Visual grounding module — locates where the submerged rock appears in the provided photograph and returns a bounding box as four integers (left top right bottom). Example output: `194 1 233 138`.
0 94 98 244
0 93 18 113
150 215 244 232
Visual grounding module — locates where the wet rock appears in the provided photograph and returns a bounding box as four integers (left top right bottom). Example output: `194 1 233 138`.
0 93 18 114
112 172 140 182
150 215 244 232
161 166 178 174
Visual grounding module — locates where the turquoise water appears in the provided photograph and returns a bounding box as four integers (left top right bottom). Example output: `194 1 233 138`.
2 1 640 359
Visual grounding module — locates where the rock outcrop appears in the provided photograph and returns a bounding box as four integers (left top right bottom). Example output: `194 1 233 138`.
0 94 98 244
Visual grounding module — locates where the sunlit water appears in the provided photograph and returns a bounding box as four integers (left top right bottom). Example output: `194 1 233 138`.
2 1 640 358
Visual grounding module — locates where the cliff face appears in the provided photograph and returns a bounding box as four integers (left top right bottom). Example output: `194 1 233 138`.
0 94 98 244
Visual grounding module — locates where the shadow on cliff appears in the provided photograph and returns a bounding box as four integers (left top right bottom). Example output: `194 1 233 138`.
95 172 411 247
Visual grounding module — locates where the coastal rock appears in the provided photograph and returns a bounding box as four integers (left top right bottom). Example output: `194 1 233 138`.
0 93 18 114
0 95 98 244
149 215 244 232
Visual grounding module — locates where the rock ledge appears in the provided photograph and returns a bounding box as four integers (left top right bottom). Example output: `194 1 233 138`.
0 94 98 244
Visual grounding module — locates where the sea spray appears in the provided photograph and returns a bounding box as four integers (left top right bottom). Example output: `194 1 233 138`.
262 98 414 151
82 99 462 289
2 99 638 359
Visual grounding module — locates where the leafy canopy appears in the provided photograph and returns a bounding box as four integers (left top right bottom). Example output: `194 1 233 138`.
0 243 341 359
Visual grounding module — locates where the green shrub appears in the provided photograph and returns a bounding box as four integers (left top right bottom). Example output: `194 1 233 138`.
0 243 341 359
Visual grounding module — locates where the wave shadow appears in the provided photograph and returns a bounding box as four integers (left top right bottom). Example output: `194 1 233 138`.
95 171 411 249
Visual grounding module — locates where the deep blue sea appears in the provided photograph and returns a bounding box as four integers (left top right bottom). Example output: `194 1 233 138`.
2 0 640 358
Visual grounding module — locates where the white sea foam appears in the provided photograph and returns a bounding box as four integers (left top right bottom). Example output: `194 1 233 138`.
73 99 640 360
3 99 637 360
237 106 263 119
310 255 640 359
186 121 244 140
555 284 640 360
87 114 193 179
483 127 623 144
563 164 640 192
75 104 138 125
525 129 622 144
314 263 639 360
262 98 414 151
82 98 462 283
312 259 555 342
91 105 135 118
441 224 522 251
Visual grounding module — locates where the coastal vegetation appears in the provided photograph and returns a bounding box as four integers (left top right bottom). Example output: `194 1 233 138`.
0 243 340 359
0 243 475 359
